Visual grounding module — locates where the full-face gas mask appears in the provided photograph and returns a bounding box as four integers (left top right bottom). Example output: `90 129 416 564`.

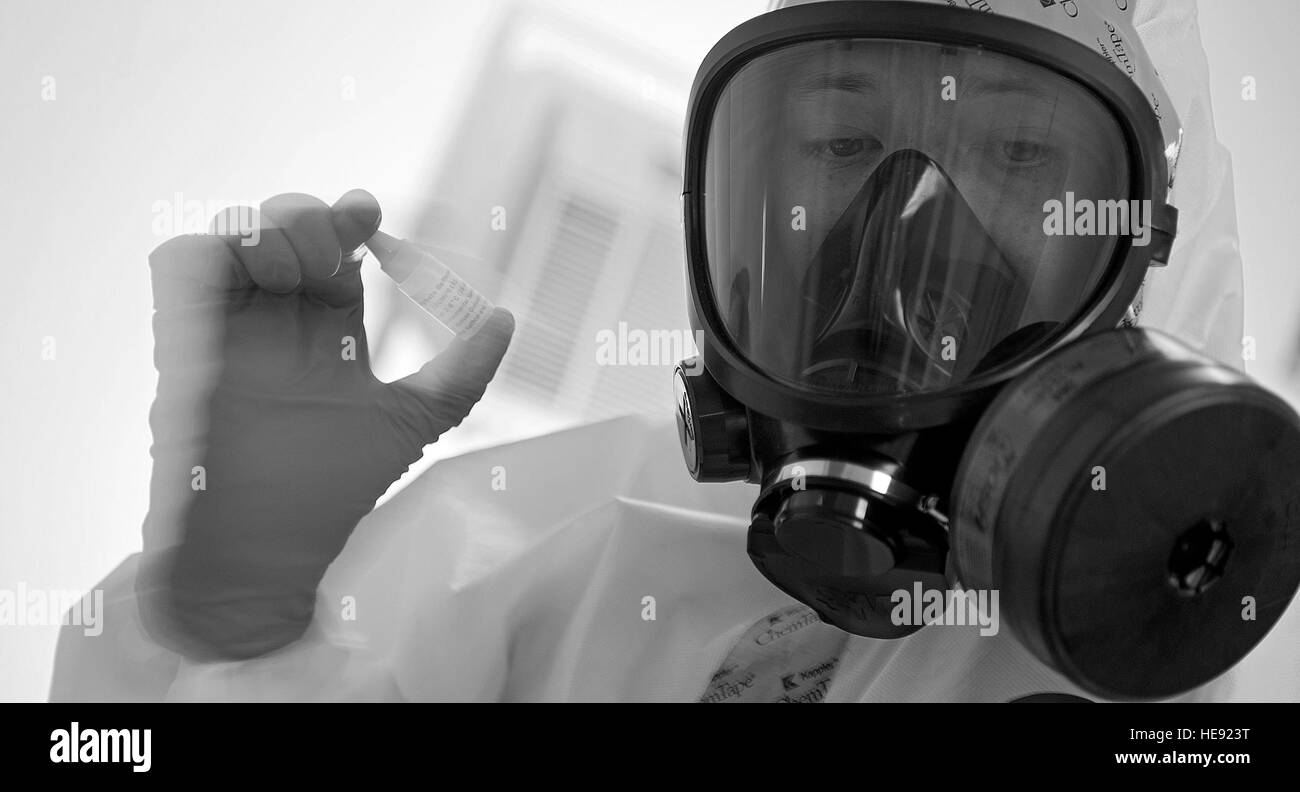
674 1 1300 699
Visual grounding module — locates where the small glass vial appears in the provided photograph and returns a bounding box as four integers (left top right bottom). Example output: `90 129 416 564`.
365 230 494 337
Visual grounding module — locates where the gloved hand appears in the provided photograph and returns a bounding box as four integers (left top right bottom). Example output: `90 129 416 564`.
136 189 514 662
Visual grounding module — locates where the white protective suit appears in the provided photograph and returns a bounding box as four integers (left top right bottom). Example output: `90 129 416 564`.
51 0 1256 702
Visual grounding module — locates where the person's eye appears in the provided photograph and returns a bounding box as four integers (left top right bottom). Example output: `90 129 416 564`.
800 135 879 163
827 137 866 157
995 137 1056 168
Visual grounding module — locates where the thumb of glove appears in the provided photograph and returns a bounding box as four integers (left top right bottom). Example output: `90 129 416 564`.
381 307 516 448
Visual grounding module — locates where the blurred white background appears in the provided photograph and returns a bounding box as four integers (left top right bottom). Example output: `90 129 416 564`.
1 0 1297 701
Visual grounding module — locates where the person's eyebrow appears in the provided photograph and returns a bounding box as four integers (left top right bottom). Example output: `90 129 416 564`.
793 70 879 95
961 75 1058 103
792 70 1057 104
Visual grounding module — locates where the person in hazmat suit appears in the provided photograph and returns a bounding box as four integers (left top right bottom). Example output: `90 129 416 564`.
51 0 1300 702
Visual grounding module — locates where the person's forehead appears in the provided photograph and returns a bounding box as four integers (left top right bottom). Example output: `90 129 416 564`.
764 41 1060 100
